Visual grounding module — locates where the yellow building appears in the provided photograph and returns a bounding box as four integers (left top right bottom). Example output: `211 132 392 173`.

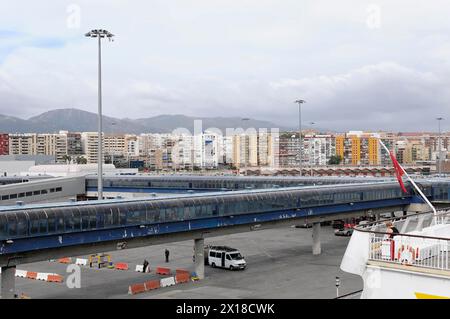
351 136 361 165
368 137 379 165
335 136 345 160
335 133 381 166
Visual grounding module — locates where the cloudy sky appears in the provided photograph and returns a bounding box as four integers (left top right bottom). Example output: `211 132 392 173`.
1 0 450 131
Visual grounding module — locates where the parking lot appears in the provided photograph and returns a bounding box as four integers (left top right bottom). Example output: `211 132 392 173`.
3 225 362 299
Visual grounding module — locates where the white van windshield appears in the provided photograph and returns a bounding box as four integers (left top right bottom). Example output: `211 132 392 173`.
229 253 243 260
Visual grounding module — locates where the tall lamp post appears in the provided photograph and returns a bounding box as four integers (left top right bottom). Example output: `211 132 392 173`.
437 117 444 176
85 29 114 200
294 100 306 176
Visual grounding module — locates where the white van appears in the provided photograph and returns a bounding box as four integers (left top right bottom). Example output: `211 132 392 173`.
205 246 246 270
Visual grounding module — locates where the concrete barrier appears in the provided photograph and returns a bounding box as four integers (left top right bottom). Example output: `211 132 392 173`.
128 283 146 295
58 257 72 264
176 269 190 275
135 265 144 272
75 258 88 266
37 273 49 281
15 269 28 278
115 263 129 271
26 271 38 280
156 267 171 275
144 280 160 291
135 264 150 273
47 274 63 283
160 276 176 288
175 272 190 284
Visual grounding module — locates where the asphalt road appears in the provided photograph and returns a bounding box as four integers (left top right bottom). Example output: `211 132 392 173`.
3 225 362 299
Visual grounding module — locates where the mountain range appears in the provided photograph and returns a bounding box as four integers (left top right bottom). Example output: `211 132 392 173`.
0 108 292 134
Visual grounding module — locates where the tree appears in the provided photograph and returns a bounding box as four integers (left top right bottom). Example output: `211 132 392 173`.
328 155 342 165
62 155 72 164
76 156 87 164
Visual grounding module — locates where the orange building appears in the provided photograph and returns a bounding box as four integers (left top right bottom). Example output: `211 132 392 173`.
335 136 345 160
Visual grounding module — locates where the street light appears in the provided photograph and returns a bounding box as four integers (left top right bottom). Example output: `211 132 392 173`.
294 99 306 176
85 29 114 200
436 117 444 176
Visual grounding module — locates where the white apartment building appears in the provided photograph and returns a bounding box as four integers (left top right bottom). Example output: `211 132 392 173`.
170 134 191 168
200 132 220 168
125 134 139 157
81 132 101 164
304 135 335 166
222 135 234 165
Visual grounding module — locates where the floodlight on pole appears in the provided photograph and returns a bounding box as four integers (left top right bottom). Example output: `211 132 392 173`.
85 29 115 200
294 99 306 176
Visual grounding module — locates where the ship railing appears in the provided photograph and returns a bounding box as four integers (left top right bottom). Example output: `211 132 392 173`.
357 209 450 272
368 234 449 271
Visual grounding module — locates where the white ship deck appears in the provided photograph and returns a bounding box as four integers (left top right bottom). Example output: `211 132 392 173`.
340 209 450 299
365 210 449 274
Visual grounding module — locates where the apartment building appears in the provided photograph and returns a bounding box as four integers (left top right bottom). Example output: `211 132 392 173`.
35 133 68 163
304 135 335 166
0 134 9 155
65 132 83 156
8 133 68 163
81 132 101 164
9 133 37 155
104 134 126 159
278 133 300 168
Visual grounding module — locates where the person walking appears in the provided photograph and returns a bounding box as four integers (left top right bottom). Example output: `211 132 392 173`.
143 259 149 273
165 249 170 263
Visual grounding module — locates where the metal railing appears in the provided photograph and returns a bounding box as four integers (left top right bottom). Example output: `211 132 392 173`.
358 209 450 272
369 235 449 271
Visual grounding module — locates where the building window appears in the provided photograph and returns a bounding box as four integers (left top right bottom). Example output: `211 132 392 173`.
56 187 62 192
